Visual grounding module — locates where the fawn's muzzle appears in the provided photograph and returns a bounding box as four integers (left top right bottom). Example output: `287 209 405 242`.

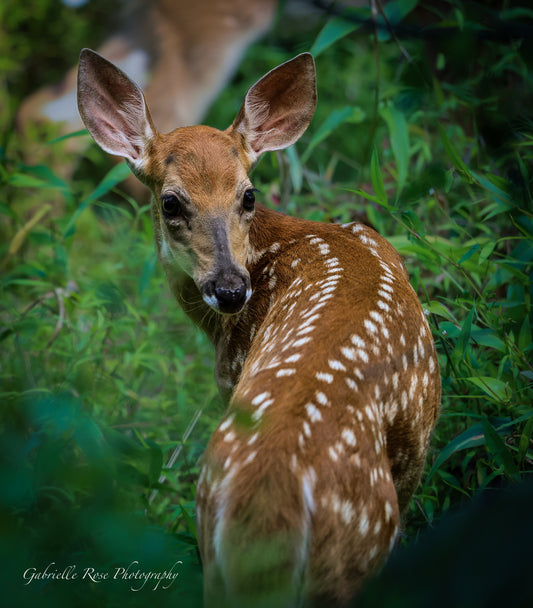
203 273 251 314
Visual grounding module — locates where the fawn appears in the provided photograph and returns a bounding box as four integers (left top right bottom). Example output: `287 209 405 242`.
77 49 440 607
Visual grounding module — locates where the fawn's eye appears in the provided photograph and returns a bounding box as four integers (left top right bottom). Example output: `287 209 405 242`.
161 194 182 218
242 188 257 212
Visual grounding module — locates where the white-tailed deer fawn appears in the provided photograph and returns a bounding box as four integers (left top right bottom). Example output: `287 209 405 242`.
77 49 440 607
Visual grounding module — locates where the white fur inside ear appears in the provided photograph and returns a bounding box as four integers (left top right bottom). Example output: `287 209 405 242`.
118 96 154 169
245 92 270 129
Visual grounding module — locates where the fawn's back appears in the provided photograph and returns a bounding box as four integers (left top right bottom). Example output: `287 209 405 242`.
197 207 440 605
77 49 440 607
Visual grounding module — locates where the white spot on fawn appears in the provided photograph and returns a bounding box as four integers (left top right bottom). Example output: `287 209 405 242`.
219 413 235 432
293 337 312 348
251 399 274 421
243 451 257 465
276 368 296 377
341 346 358 361
306 403 322 422
316 391 330 406
364 319 378 334
329 359 346 372
342 428 357 446
345 377 358 392
359 507 370 536
252 392 271 406
351 334 366 349
377 300 390 312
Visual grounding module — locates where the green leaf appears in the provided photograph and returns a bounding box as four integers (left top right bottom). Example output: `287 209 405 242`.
472 171 514 217
501 7 533 20
83 162 132 205
465 376 511 403
311 17 361 56
349 188 390 208
74 416 108 461
46 129 89 146
479 241 495 263
9 173 53 189
456 305 475 356
426 423 486 482
9 164 71 194
370 147 387 205
518 315 532 352
63 163 132 238
302 106 356 162
139 252 158 295
401 210 426 237
518 415 533 464
374 0 419 41
426 301 457 323
438 124 474 183
481 418 520 481
380 103 409 197
458 243 480 265
148 443 164 485
179 503 198 541
471 328 506 352
286 146 303 193
0 201 17 218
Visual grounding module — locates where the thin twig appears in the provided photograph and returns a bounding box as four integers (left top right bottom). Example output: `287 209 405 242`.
149 407 203 504
45 288 67 349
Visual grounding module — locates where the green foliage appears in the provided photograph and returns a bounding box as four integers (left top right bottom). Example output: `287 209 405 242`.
1 0 532 605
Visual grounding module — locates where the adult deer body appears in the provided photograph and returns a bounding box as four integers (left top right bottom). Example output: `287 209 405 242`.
78 50 440 607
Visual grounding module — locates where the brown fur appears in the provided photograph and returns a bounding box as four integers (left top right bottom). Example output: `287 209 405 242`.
77 50 441 607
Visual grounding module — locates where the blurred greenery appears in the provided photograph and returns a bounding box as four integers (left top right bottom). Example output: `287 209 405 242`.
1 0 532 606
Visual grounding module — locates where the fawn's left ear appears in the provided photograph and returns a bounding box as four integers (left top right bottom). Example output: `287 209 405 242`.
230 53 317 164
77 48 156 171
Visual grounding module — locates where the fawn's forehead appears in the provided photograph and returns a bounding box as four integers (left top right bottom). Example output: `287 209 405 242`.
151 125 250 208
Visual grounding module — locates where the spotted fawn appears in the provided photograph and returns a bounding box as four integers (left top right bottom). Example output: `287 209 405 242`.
78 49 440 607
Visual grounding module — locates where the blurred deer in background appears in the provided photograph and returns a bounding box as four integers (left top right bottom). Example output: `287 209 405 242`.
77 44 440 608
19 0 277 136
18 0 278 197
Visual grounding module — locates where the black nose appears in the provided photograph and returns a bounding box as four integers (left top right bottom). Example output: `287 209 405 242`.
215 283 247 314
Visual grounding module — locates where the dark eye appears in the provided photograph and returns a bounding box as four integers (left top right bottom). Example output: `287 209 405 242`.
161 194 182 218
242 188 257 212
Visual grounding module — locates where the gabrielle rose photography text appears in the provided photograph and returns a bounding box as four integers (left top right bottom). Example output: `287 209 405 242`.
22 560 182 591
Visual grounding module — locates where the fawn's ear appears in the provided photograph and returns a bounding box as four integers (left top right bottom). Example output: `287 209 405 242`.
77 48 155 171
231 53 316 164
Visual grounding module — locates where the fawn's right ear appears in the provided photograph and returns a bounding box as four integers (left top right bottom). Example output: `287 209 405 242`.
77 48 155 171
